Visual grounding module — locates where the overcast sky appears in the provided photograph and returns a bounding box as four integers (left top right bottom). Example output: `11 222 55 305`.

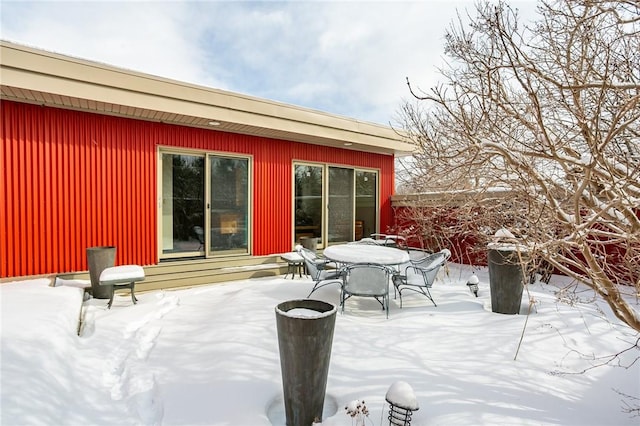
1 1 538 126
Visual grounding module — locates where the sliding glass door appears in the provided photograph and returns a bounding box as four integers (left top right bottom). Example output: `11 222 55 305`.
293 163 378 247
161 153 205 256
208 155 249 255
294 164 324 245
160 150 250 259
355 171 377 241
328 167 354 244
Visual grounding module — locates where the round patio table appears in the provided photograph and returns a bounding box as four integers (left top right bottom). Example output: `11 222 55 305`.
323 244 410 266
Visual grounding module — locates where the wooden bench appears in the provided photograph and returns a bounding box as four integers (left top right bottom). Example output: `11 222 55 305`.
99 265 145 308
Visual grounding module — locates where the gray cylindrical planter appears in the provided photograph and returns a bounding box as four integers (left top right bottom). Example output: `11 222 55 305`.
488 248 526 314
86 246 116 299
275 299 337 426
299 237 318 253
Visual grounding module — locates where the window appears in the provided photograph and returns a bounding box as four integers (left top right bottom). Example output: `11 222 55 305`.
328 167 354 243
355 171 378 240
160 150 250 258
208 155 249 255
294 164 323 244
294 163 378 247
161 153 205 255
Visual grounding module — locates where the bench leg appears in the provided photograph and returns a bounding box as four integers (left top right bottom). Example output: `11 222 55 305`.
130 282 138 305
285 262 300 279
106 282 138 308
284 263 292 279
107 286 115 309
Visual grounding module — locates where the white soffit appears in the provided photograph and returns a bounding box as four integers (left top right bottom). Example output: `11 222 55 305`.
0 41 415 156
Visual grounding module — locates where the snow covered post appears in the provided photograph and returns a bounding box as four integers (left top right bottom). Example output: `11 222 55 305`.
466 273 479 297
86 246 116 299
487 229 528 314
386 381 419 426
275 299 337 426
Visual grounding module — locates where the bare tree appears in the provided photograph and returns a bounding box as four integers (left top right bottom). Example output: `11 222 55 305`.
398 0 640 331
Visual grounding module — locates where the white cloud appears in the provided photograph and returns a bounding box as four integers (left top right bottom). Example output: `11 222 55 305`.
1 1 224 87
0 0 539 125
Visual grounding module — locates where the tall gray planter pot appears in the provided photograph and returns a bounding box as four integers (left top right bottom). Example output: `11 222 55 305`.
86 246 116 299
487 247 526 314
275 299 337 426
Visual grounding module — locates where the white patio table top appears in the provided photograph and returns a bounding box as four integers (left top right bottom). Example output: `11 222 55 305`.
323 244 410 266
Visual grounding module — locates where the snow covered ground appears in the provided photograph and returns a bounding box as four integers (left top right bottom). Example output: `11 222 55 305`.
1 263 638 425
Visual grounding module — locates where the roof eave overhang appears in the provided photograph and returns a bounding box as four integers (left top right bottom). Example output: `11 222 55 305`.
0 41 415 156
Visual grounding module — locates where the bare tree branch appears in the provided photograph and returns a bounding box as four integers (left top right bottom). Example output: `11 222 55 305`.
397 0 640 332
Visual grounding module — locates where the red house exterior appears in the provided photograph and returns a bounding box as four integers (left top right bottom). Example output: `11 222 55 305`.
1 41 412 280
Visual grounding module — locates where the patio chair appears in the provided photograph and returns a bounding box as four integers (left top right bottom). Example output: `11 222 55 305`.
351 237 378 245
296 246 343 297
406 247 430 262
340 263 391 318
388 247 430 295
370 233 407 249
370 233 392 246
385 235 408 249
392 249 450 308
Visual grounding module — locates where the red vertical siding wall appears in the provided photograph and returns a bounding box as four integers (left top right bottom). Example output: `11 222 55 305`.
2 102 157 277
1 101 395 278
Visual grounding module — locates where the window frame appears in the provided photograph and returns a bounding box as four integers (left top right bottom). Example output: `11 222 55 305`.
292 161 379 248
157 147 253 260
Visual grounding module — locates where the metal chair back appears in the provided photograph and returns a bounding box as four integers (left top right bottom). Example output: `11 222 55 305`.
341 263 391 318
